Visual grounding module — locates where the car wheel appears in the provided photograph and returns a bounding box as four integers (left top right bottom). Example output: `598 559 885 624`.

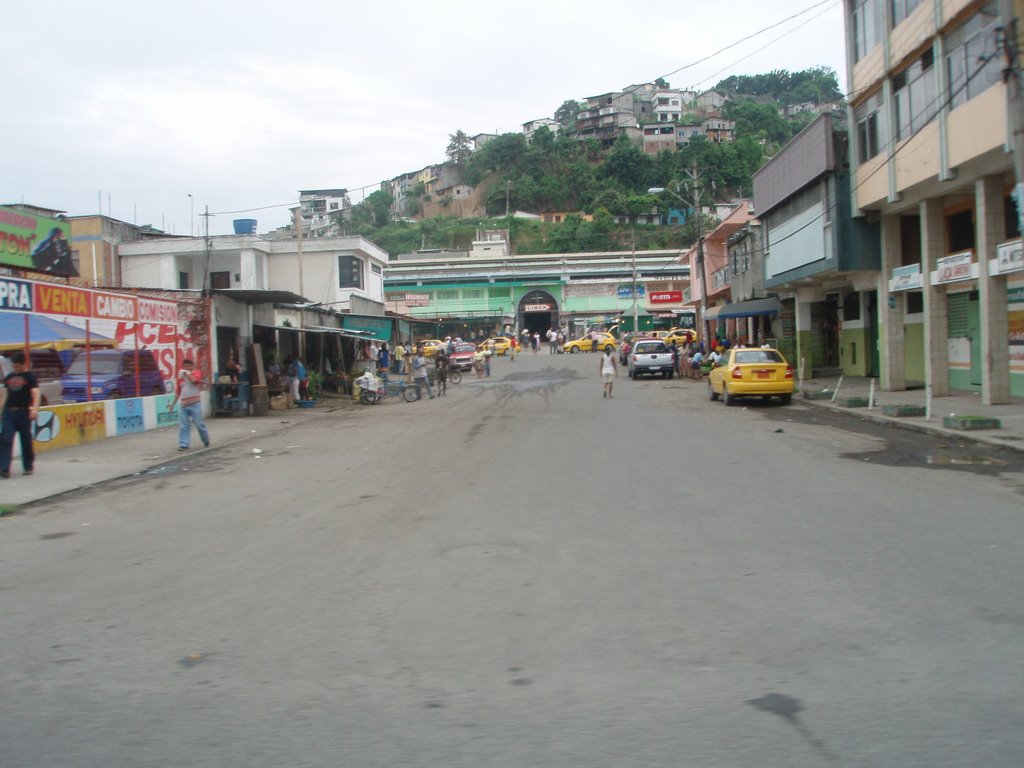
603 344 614 353
569 346 579 354
779 393 792 405
359 390 375 405
723 386 735 406
708 382 718 401
501 349 507 356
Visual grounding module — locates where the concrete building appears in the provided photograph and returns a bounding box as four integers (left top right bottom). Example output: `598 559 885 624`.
844 0 1023 400
522 118 561 142
384 239 693 340
298 189 352 238
67 215 172 287
754 113 881 375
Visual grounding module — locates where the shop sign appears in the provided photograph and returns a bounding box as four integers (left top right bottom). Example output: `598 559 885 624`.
617 286 645 298
649 290 682 303
935 251 974 284
889 263 922 291
93 291 138 321
0 277 33 310
389 292 430 306
524 303 552 311
994 239 1023 275
566 284 612 297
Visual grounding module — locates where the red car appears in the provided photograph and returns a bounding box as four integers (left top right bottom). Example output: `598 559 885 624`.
448 342 477 371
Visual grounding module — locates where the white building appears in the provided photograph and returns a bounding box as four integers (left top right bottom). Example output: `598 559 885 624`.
299 188 352 238
118 234 389 311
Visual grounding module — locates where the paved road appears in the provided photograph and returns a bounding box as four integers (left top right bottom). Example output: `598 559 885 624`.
2 351 1022 767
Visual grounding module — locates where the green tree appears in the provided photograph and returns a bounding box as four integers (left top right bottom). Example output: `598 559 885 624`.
554 99 584 127
446 129 472 165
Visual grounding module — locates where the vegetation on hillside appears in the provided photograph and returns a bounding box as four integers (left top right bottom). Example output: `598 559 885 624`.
337 67 842 257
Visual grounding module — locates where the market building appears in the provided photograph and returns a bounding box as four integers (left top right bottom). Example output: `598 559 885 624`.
383 234 694 342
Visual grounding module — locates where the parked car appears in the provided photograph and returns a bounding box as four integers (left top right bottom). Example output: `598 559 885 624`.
61 348 168 403
478 337 512 355
628 340 675 379
707 347 794 406
664 328 698 347
564 332 617 354
448 342 477 371
0 348 66 406
417 339 446 357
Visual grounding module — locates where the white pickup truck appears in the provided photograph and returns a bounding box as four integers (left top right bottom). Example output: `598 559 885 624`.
627 339 676 379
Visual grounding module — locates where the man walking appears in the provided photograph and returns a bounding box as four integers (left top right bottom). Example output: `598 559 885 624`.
168 357 210 451
411 346 434 399
0 351 41 478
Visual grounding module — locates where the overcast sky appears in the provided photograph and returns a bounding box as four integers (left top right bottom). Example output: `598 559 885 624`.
4 0 846 236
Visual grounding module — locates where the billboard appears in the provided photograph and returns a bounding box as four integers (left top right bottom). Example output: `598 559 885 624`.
0 206 78 277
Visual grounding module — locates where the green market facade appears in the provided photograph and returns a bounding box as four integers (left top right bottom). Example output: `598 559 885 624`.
383 249 695 342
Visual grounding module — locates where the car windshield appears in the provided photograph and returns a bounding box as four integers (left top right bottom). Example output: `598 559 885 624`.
454 343 475 353
734 350 785 364
67 356 120 375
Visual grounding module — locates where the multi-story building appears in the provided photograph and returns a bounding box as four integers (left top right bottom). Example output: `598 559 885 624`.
753 113 881 375
298 189 351 238
653 90 685 122
642 123 678 155
845 0 1023 400
67 214 170 287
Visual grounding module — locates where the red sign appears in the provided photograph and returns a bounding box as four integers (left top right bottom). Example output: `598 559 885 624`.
649 291 682 304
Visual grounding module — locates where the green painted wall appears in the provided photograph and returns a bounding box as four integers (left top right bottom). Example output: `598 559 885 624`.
796 329 814 378
948 368 974 390
905 322 925 384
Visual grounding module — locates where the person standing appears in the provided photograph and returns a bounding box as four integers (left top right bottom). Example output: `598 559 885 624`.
590 330 598 354
377 343 390 384
599 347 618 399
0 351 41 478
509 336 517 361
411 346 434 399
392 341 404 375
434 351 449 396
293 355 308 402
168 357 210 452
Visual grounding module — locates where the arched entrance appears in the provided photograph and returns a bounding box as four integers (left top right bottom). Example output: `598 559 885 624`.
517 290 559 339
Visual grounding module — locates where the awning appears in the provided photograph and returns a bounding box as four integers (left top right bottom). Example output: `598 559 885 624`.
703 305 724 320
306 325 375 340
343 315 392 341
716 298 780 319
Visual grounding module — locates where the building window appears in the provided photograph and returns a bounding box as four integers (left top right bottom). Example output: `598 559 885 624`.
210 271 231 289
906 291 924 314
947 209 975 252
945 3 1001 109
891 0 922 26
338 255 363 289
178 272 189 289
852 0 882 61
893 48 938 141
855 91 886 163
371 264 382 276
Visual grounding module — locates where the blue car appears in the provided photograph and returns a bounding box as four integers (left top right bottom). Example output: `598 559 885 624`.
61 349 168 402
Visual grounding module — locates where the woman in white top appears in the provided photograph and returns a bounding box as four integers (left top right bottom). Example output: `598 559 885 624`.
600 347 618 399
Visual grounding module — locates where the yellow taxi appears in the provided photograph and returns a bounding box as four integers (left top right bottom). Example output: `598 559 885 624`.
664 328 698 347
478 336 513 356
564 332 617 354
418 339 446 357
708 346 795 406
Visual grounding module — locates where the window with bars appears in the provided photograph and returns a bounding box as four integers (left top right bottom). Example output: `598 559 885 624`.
462 289 483 300
436 289 459 301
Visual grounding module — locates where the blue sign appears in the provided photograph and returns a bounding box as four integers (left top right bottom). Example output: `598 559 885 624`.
618 285 645 298
114 398 146 435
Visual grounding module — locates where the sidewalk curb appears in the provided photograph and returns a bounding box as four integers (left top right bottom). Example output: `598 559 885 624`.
800 398 1024 455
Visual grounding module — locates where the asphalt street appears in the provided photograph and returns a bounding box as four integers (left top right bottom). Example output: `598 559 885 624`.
1 350 1022 767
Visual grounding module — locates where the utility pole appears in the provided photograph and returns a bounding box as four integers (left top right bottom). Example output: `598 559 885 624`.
998 0 1024 233
631 226 639 334
684 163 709 337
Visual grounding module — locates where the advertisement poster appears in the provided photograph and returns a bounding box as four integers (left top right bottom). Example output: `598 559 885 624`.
0 206 78 277
34 403 106 451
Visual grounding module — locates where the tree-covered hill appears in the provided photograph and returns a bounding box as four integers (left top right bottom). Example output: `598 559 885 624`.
340 67 843 256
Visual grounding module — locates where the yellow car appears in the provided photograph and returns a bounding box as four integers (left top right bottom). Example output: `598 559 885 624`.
564 332 617 354
664 328 698 347
708 347 795 406
418 339 446 357
478 336 513 356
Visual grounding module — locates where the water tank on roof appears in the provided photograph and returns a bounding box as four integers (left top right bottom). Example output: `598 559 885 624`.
233 218 257 235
